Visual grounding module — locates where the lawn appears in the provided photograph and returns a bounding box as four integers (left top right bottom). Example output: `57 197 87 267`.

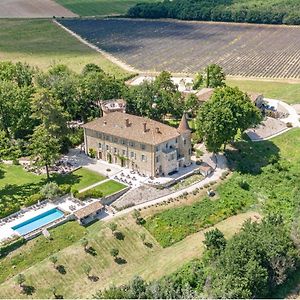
0 165 105 218
57 168 105 191
227 78 300 105
0 211 255 298
0 19 128 77
144 129 300 247
87 180 126 196
56 0 157 16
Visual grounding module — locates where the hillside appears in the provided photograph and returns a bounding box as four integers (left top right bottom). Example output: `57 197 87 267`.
127 0 300 25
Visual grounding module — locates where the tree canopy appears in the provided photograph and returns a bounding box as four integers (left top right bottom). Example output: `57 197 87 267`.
195 86 262 152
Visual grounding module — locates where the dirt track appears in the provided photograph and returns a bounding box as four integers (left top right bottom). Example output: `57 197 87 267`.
0 0 77 18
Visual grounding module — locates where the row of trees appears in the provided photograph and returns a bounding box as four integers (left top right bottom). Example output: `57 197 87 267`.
127 0 300 25
95 216 299 298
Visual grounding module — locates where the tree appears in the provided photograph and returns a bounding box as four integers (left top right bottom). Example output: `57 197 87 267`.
40 182 60 200
31 88 68 141
30 125 60 180
16 273 26 291
81 238 89 252
82 63 103 76
108 222 117 233
50 256 58 269
195 86 262 153
204 64 226 88
185 93 201 117
110 248 119 261
82 264 92 279
140 233 146 244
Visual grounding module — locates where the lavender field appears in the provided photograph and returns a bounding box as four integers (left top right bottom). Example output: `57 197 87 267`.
59 18 300 79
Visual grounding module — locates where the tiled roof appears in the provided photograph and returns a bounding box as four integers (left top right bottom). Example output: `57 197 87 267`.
196 88 214 102
83 112 180 145
178 113 190 133
74 201 104 220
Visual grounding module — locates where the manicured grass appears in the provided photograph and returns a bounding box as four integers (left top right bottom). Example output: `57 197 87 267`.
0 165 105 218
145 129 300 247
0 19 128 77
0 211 255 298
88 180 126 196
58 168 105 191
0 221 86 284
227 79 300 104
56 0 157 16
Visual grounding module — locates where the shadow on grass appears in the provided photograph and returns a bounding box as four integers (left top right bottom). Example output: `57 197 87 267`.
86 246 97 256
115 257 127 265
22 285 35 295
225 139 280 175
88 275 100 282
144 242 153 248
56 265 67 275
0 167 5 180
114 231 125 240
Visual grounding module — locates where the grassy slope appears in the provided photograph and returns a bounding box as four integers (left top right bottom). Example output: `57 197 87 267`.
227 79 300 104
0 19 128 77
0 211 256 298
56 0 157 16
145 129 300 247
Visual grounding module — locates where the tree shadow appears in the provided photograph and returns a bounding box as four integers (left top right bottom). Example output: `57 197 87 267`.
56 265 67 275
86 246 97 256
114 231 125 241
22 285 35 295
144 242 153 248
225 139 280 175
0 167 5 179
54 294 64 299
51 172 81 186
88 275 100 282
115 257 127 265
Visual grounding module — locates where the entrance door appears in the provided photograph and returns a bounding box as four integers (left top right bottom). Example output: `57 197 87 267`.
98 151 102 160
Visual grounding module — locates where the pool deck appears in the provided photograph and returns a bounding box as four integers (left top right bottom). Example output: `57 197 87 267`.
0 202 57 242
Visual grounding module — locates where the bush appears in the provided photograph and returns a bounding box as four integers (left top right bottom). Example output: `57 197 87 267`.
59 184 72 195
25 193 44 207
286 122 293 128
89 148 96 158
40 182 60 200
76 189 103 200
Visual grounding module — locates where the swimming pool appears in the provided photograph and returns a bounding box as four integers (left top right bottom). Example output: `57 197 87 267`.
12 208 64 236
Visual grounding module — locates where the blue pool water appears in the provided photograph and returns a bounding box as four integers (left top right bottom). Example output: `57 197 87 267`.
12 208 64 235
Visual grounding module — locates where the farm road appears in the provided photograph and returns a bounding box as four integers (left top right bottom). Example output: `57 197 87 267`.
59 18 300 79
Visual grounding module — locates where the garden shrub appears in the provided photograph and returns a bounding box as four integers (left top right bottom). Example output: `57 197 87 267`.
76 189 103 200
25 193 44 207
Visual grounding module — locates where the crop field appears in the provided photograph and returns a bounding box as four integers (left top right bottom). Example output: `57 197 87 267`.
0 0 77 18
59 19 300 79
0 19 128 77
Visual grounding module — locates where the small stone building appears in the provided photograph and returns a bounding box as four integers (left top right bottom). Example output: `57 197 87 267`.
74 201 104 225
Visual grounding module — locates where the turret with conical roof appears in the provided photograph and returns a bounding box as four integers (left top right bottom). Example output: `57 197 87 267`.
177 113 191 133
177 113 192 167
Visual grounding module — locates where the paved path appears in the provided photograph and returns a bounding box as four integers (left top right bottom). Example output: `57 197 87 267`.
103 154 227 221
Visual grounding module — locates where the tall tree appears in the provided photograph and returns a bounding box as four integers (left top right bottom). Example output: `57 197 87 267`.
30 125 60 180
31 89 68 140
194 64 226 89
195 86 262 153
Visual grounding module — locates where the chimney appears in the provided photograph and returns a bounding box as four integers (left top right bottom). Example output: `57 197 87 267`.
155 127 161 134
143 122 147 133
125 118 130 127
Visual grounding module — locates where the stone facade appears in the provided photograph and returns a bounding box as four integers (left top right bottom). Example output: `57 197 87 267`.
83 112 192 177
